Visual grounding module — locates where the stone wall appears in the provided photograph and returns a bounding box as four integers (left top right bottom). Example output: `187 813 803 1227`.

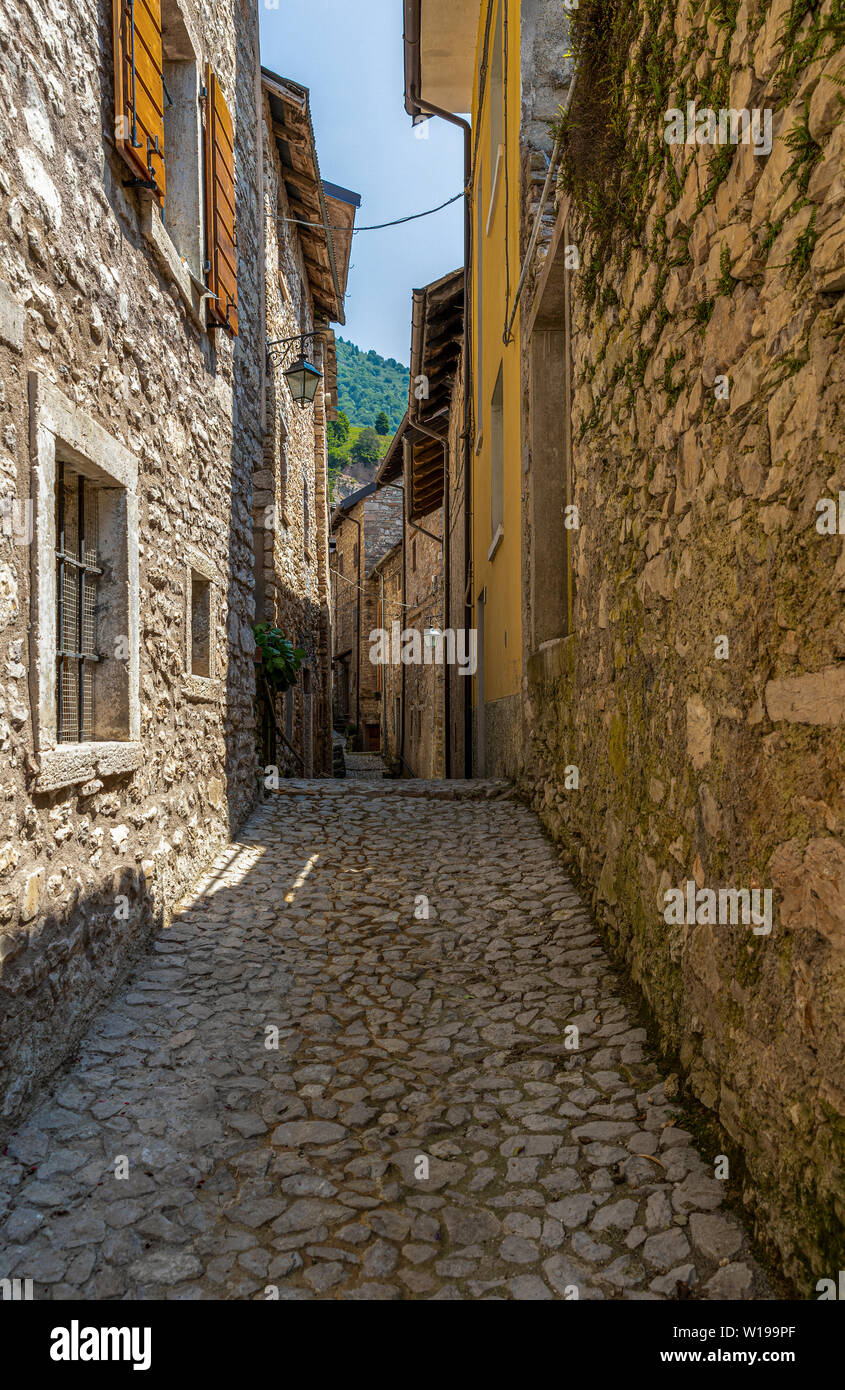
256 89 332 777
374 541 403 766
404 503 445 779
521 0 844 1286
330 487 402 748
363 486 446 780
0 0 261 1125
331 495 362 732
364 488 404 574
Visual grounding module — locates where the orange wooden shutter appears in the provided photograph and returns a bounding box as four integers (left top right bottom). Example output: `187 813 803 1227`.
204 67 239 335
113 0 166 202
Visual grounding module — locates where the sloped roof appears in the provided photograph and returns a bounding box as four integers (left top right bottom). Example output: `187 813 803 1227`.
407 268 463 518
323 182 361 304
261 67 360 325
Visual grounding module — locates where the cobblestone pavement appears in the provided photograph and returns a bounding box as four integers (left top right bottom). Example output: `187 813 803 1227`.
343 751 390 780
0 781 771 1301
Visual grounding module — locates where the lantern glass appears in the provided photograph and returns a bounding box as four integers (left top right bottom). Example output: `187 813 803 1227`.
284 354 322 406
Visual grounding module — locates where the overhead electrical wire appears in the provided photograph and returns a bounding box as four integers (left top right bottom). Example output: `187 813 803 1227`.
279 191 463 235
332 564 419 610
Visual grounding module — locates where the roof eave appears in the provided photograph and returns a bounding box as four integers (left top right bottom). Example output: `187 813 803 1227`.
261 67 346 324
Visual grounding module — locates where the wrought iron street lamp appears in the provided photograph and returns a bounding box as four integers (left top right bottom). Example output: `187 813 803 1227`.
266 331 324 408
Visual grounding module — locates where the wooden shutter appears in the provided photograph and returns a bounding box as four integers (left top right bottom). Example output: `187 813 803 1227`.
113 0 166 201
204 67 239 335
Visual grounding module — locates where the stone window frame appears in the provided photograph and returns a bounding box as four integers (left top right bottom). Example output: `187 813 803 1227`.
183 542 222 702
29 373 141 793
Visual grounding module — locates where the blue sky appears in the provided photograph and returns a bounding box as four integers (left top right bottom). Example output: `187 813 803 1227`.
258 0 464 366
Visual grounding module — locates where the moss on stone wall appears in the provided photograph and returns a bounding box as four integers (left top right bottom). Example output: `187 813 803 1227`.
524 0 845 1288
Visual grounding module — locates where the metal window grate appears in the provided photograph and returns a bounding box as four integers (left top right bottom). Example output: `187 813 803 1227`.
56 464 100 743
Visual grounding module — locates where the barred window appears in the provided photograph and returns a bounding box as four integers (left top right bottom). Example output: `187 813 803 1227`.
56 464 100 743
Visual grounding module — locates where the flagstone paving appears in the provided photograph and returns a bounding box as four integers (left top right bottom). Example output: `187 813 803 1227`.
0 780 771 1300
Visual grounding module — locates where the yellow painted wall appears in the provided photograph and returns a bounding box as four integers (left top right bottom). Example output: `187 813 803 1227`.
470 0 522 708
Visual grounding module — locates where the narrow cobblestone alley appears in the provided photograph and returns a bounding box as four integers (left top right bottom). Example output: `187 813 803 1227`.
0 782 772 1302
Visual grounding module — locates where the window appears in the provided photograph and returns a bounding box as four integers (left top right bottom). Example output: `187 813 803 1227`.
115 0 209 325
113 0 237 330
490 363 504 554
55 466 100 744
411 538 417 573
160 0 202 279
30 375 140 791
183 544 219 696
303 477 311 556
189 572 211 676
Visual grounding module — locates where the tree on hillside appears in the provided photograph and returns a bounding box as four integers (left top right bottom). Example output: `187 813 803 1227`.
375 411 390 436
350 425 381 466
328 411 350 447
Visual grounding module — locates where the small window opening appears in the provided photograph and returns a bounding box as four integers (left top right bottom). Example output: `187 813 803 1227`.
190 571 211 676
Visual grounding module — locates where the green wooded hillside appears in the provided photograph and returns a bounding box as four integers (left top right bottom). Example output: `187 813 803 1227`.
335 338 409 432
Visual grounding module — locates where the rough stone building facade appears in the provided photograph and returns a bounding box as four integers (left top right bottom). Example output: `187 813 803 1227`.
370 538 402 765
373 270 465 779
375 428 446 780
519 0 844 1285
255 69 357 777
329 483 402 749
0 0 263 1125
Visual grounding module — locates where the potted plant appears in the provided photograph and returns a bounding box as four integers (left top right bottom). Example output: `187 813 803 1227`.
253 623 306 694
